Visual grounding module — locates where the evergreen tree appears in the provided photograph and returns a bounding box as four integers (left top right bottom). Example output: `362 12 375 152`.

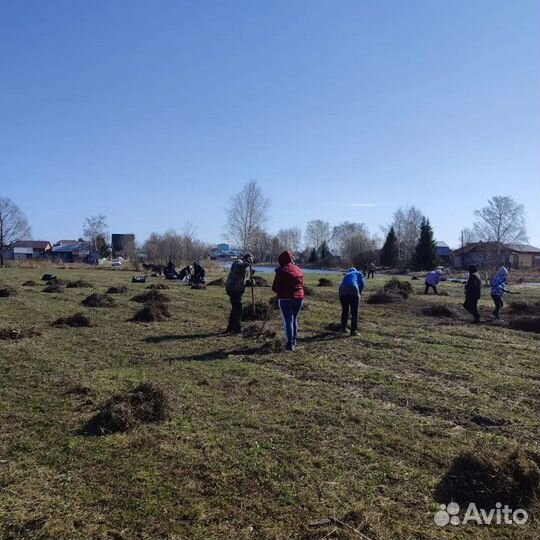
413 217 437 270
318 240 330 260
380 226 398 267
308 248 318 263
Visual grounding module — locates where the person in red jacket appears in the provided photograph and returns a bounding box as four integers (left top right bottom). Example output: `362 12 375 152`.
272 250 304 351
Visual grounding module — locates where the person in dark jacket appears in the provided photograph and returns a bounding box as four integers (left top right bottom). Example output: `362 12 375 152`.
272 251 304 351
225 253 253 333
192 262 206 285
339 268 365 336
367 262 376 279
463 264 481 323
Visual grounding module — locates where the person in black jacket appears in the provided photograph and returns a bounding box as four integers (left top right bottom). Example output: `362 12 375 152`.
463 265 481 323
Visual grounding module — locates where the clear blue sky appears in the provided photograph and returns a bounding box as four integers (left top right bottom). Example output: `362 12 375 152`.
1 0 539 248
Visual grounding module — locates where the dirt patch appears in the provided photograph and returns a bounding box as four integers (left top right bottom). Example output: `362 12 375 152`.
131 290 171 304
207 278 225 286
22 280 38 287
42 284 64 293
421 305 458 318
508 317 540 334
0 327 41 340
66 280 93 288
318 278 333 287
53 313 92 328
80 383 169 436
509 301 540 315
106 285 128 294
435 446 540 508
0 286 17 298
366 290 394 304
47 278 66 286
383 277 413 298
131 302 171 322
241 302 271 321
146 283 170 290
82 293 116 308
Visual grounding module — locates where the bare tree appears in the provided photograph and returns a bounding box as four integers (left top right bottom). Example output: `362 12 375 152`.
226 181 270 251
276 227 302 252
331 221 369 255
0 197 31 267
473 196 528 247
143 228 209 265
389 206 423 267
83 215 109 253
305 219 331 251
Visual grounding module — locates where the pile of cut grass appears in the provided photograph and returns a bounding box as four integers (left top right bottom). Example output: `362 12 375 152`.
146 283 170 290
435 446 540 508
42 283 63 293
241 301 271 321
66 279 93 288
107 285 128 294
22 280 38 287
0 327 41 340
80 383 169 436
0 285 17 297
317 277 333 287
421 305 458 318
131 302 171 322
508 317 540 334
383 277 413 298
82 293 116 308
52 313 92 328
131 290 171 304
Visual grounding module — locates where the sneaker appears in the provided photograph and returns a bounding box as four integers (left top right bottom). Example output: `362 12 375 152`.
285 344 295 352
350 331 359 337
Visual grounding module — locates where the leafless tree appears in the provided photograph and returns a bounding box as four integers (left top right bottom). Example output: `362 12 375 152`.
142 228 209 265
388 206 423 267
305 219 331 251
276 227 302 253
0 197 31 267
331 221 369 255
473 196 528 248
83 215 109 253
226 181 270 251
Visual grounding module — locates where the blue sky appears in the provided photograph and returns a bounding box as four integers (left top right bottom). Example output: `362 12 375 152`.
1 0 539 248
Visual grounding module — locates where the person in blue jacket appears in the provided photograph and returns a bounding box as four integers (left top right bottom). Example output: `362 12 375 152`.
339 267 365 336
491 266 510 320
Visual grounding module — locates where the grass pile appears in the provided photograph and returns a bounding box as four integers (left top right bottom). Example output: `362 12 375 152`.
66 279 93 288
52 313 92 328
106 285 128 294
190 283 206 290
246 275 269 287
0 327 41 340
131 301 171 322
131 290 171 304
366 290 394 304
146 283 170 290
21 280 38 287
47 278 66 286
508 317 540 334
435 446 540 508
0 285 17 297
80 383 169 436
421 305 458 318
207 277 225 286
42 283 63 293
82 293 116 308
303 285 315 296
509 301 540 315
383 277 413 298
318 277 333 287
241 301 271 321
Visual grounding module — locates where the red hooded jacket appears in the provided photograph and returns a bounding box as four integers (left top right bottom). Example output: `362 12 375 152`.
272 251 304 300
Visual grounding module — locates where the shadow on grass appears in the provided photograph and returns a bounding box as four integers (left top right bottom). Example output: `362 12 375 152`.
144 332 225 343
300 331 344 343
165 345 276 362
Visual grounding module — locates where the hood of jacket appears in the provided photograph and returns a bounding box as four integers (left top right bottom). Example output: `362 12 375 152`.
278 250 294 267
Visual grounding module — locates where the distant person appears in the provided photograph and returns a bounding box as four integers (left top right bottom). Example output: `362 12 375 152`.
225 253 253 333
424 269 443 294
272 251 304 351
192 262 206 284
367 262 376 279
339 267 365 336
463 264 481 323
491 266 510 320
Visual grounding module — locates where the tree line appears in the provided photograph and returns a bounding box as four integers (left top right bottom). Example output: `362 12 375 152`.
0 185 529 270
